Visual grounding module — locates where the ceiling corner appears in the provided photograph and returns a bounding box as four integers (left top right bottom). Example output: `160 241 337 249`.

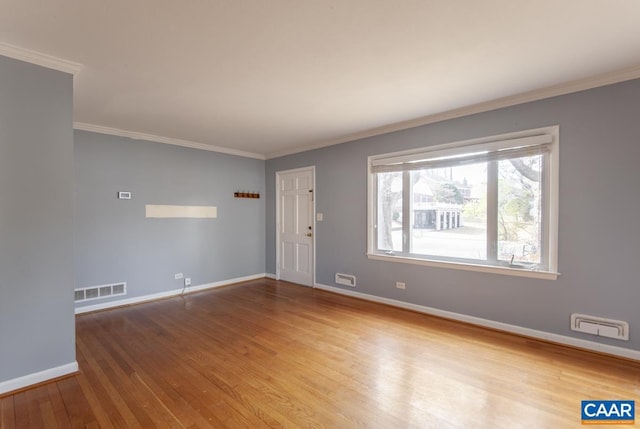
0 42 83 76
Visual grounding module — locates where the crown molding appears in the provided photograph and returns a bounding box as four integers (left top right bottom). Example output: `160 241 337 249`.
265 64 640 159
0 42 83 75
73 122 266 160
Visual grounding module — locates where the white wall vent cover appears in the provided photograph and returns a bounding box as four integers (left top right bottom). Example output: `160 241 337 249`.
335 273 356 287
75 282 127 302
571 313 629 341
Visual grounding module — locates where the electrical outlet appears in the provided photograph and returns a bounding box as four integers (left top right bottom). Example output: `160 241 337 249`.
396 281 406 290
184 278 191 287
175 273 183 280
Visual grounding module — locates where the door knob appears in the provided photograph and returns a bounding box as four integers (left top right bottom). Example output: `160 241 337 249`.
306 233 313 237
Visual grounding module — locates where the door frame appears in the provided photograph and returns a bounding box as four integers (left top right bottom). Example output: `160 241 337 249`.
275 166 316 286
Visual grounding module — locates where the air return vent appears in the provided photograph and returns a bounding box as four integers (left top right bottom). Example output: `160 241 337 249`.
335 273 356 287
571 314 629 341
75 282 127 302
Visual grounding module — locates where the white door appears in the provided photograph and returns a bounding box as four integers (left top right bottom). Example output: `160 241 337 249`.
277 167 314 286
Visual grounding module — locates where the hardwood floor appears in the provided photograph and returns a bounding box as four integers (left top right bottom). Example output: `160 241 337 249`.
1 278 639 428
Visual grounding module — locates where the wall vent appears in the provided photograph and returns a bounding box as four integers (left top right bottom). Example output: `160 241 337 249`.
75 282 127 303
571 314 629 341
335 273 356 287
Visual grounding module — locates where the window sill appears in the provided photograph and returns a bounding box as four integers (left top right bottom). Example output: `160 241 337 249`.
366 253 560 280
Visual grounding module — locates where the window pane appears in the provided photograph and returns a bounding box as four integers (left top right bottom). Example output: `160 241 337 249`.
497 155 542 266
369 128 556 274
409 165 487 260
377 172 403 252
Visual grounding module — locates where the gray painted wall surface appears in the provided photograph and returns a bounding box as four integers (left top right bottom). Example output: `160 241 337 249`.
266 78 640 352
74 131 265 308
0 57 75 381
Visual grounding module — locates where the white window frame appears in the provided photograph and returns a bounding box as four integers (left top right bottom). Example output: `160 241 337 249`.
367 126 560 280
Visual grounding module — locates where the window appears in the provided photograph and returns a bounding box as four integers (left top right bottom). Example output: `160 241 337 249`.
367 127 559 279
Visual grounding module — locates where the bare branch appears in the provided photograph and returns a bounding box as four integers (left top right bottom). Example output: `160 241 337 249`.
509 159 540 182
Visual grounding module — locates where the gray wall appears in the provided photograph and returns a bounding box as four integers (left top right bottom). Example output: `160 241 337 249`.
74 131 265 308
266 78 640 352
0 57 75 382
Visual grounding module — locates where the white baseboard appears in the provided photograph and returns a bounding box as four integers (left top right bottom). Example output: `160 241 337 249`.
0 361 78 395
75 273 267 315
265 273 277 280
314 283 640 362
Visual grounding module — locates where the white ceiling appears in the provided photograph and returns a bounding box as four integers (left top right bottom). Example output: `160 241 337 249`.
2 1 640 159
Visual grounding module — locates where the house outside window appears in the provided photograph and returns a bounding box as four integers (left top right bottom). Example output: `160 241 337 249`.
367 126 559 280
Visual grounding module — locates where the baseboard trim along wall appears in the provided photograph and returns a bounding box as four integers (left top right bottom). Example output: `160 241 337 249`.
0 362 79 396
313 283 640 362
75 273 267 315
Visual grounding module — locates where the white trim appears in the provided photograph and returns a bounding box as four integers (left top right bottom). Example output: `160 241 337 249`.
0 43 83 75
265 65 640 160
367 126 559 278
547 127 561 273
0 362 78 395
74 273 266 314
73 122 265 160
275 166 316 286
265 273 277 280
366 253 560 280
313 283 640 362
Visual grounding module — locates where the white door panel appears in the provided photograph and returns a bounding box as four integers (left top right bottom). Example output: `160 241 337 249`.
277 168 314 286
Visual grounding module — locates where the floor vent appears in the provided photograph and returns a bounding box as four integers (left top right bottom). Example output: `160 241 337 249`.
75 282 127 302
571 314 629 341
335 273 356 287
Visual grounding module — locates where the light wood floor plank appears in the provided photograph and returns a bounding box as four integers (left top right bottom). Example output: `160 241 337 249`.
0 395 15 429
11 392 28 429
1 278 639 428
44 384 72 428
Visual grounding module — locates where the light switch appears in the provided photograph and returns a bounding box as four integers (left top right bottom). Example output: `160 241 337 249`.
317 213 324 221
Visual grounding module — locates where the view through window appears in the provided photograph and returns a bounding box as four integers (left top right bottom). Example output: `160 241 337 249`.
370 128 557 275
